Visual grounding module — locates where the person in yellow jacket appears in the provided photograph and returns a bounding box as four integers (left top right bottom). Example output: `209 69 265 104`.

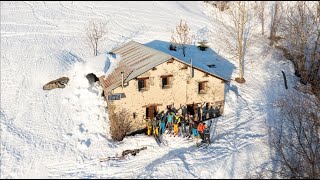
152 116 159 137
146 118 153 136
173 113 181 137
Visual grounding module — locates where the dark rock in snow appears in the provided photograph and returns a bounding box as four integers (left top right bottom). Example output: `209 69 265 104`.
86 73 99 85
43 77 69 90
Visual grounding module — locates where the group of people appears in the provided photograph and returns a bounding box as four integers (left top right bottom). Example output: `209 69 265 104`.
146 108 213 144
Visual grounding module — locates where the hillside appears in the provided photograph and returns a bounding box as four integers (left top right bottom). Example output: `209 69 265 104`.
1 1 300 178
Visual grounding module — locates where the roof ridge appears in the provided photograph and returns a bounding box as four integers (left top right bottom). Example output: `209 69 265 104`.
126 40 174 59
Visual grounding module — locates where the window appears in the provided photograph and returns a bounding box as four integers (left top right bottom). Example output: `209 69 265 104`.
133 112 136 119
137 77 148 91
161 75 172 89
107 93 126 100
162 77 168 88
198 81 207 94
138 79 145 91
110 94 121 100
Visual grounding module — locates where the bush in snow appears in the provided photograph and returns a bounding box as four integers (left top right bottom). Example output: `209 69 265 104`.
108 103 133 141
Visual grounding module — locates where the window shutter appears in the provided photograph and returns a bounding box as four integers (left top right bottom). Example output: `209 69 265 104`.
144 79 147 89
138 80 143 91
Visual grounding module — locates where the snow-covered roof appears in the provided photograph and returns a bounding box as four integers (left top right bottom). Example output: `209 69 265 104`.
100 41 173 92
111 41 174 82
101 40 229 92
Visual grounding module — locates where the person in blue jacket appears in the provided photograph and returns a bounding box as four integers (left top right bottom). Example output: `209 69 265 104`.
166 111 174 134
159 111 166 135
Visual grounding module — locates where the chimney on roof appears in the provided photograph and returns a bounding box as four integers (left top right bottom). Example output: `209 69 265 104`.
190 58 193 79
121 71 124 88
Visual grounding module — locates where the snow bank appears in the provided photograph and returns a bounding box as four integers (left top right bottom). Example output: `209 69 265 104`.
66 53 120 90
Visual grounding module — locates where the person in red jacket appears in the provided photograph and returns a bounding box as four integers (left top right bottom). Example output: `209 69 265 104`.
197 122 205 142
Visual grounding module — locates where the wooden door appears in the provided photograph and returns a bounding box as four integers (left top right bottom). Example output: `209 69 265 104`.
147 105 157 119
187 104 195 115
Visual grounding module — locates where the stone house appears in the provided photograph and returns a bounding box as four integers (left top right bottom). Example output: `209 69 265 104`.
99 41 229 131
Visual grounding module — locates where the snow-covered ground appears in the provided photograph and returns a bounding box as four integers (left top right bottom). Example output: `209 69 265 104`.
1 1 298 178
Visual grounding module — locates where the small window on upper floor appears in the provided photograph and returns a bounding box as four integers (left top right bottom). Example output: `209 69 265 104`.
137 77 149 91
161 75 173 89
162 76 169 88
198 81 207 94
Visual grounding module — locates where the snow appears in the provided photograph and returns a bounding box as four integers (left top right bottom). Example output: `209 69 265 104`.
1 1 300 179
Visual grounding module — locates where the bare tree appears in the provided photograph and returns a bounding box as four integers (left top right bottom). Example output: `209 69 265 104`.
204 1 230 11
269 90 320 178
86 19 108 56
269 1 283 46
278 2 320 96
170 20 193 57
214 1 257 83
255 1 266 35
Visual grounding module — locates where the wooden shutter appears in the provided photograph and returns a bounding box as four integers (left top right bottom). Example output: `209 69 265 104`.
138 80 143 91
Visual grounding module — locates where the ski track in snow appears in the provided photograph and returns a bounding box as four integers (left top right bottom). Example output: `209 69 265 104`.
1 1 297 178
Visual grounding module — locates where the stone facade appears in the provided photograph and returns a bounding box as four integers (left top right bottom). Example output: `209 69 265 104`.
105 59 225 132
